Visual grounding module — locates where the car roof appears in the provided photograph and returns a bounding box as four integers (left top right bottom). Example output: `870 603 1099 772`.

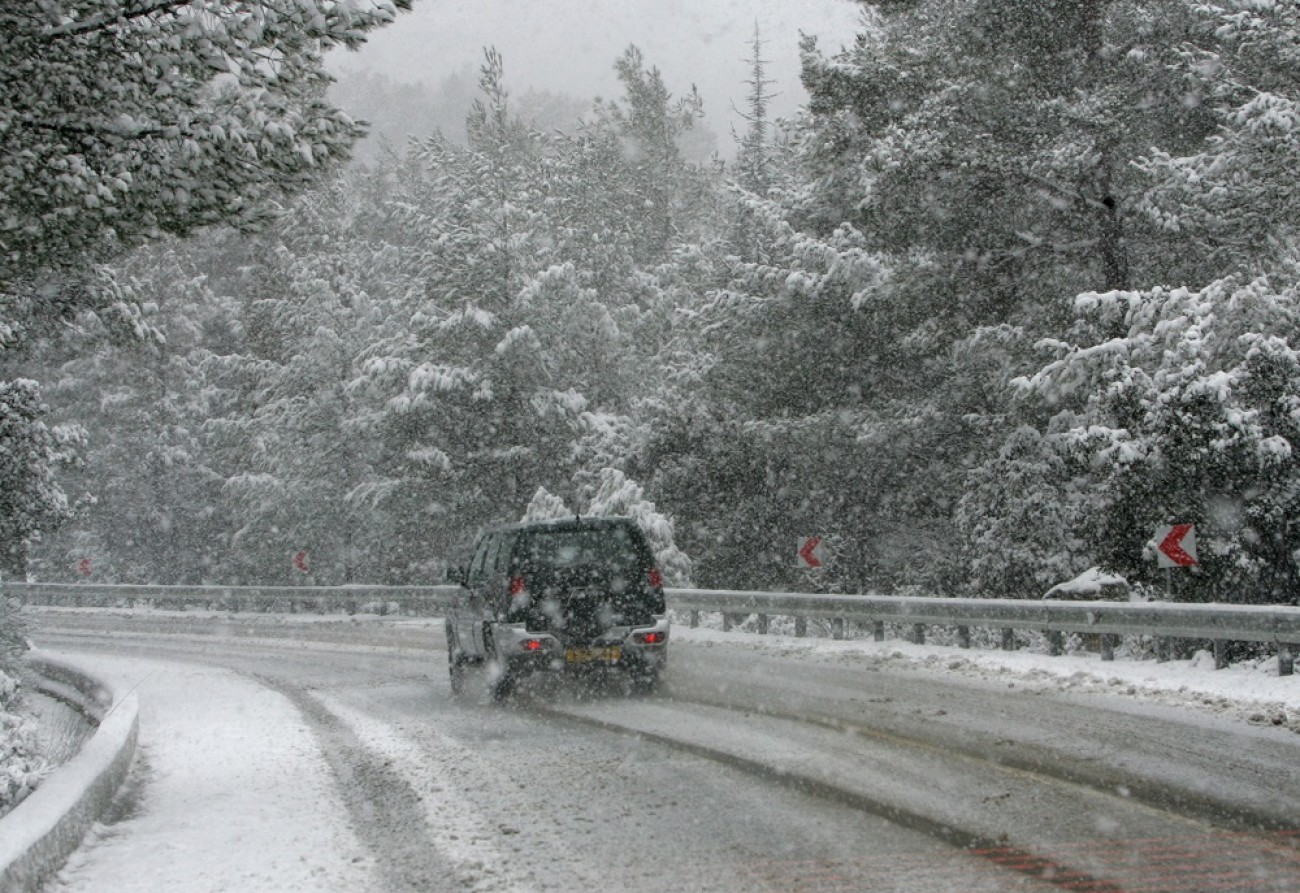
486 516 639 535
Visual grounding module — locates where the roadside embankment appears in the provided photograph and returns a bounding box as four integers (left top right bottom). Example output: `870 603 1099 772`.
0 656 138 893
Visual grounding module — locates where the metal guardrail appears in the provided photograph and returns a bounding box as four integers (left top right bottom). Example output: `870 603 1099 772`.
3 582 461 616
7 582 1298 674
672 588 1300 643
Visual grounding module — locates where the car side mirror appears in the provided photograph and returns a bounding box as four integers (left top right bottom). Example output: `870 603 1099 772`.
446 565 466 586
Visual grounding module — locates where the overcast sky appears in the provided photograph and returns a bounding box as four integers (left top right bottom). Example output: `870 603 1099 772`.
330 0 865 139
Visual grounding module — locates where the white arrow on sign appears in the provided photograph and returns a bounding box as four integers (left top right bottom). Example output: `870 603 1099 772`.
797 536 825 569
1154 524 1197 568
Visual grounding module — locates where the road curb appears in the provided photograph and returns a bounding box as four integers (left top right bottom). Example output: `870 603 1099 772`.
0 656 139 893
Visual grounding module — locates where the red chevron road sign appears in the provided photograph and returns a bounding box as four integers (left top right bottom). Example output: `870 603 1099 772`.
1155 524 1197 568
798 536 825 569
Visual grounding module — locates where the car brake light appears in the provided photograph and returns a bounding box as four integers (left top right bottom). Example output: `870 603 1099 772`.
521 638 546 652
509 576 527 597
648 568 663 589
634 630 666 645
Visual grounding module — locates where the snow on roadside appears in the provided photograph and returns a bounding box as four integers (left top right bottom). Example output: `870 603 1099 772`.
672 625 1300 732
0 669 49 817
0 608 1294 893
39 651 376 893
313 694 541 893
22 604 1300 727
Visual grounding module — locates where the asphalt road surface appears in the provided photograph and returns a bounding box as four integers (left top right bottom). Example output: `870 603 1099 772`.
26 609 1300 893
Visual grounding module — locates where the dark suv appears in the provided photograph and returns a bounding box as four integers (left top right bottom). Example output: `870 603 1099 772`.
446 516 670 700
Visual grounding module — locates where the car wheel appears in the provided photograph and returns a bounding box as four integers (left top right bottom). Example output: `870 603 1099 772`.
449 653 468 696
489 667 516 702
482 626 517 702
628 664 662 695
447 621 470 696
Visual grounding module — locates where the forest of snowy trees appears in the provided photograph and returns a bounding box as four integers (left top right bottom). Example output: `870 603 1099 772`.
5 0 1300 611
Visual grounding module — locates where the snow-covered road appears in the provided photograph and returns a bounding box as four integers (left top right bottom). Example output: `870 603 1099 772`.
22 609 1300 893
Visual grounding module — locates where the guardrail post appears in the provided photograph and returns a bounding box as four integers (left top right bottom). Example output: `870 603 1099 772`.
1101 634 1117 661
1214 639 1228 670
757 614 769 635
873 620 884 642
1047 630 1064 656
1156 637 1171 663
1280 644 1295 677
722 613 733 632
795 616 807 638
688 610 699 629
1001 628 1015 651
957 626 970 649
911 623 925 645
832 618 845 640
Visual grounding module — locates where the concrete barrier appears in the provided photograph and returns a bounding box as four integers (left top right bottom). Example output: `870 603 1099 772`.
0 657 139 893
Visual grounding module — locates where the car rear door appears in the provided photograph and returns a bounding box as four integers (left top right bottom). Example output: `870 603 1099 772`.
456 533 496 658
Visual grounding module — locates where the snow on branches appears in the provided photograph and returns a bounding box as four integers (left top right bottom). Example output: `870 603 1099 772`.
0 379 74 576
0 0 409 293
1003 269 1300 602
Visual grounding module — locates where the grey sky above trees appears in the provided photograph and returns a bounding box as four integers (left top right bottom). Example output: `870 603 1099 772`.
326 0 862 157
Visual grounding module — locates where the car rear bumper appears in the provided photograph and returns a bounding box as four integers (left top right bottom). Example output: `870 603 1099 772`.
491 614 670 675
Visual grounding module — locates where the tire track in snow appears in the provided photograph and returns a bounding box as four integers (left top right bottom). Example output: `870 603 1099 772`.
259 678 469 893
665 682 1300 833
533 697 1300 893
300 690 540 893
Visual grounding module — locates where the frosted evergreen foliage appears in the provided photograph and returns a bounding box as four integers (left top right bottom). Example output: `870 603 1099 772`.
522 487 571 522
1134 0 1300 278
0 380 74 576
0 0 409 295
1006 266 1300 603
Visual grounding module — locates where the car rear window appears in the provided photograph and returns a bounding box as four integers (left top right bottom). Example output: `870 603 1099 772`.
514 526 646 572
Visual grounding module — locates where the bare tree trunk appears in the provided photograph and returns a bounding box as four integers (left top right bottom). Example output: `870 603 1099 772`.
1082 0 1131 292
1096 158 1131 292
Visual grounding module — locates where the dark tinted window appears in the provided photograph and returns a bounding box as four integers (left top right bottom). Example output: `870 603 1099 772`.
492 533 517 572
515 526 646 572
468 533 496 581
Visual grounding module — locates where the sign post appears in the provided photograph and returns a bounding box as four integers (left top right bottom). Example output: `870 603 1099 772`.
1153 524 1197 626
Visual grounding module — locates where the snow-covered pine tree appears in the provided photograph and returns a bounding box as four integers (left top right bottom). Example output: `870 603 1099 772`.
1134 0 1300 282
590 46 708 266
1008 267 1300 605
0 380 74 576
524 473 692 587
0 0 409 300
734 23 777 200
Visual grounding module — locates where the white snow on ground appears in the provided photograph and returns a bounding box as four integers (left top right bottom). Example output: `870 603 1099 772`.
9 613 1298 892
672 625 1300 729
39 652 376 893
313 694 541 893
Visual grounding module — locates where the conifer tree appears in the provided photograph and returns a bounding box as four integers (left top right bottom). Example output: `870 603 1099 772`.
734 23 777 198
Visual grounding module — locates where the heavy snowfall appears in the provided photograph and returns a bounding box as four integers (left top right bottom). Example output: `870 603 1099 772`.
4 0 1300 890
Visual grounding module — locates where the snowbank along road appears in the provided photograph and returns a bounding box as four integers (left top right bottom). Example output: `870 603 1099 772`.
24 608 1300 893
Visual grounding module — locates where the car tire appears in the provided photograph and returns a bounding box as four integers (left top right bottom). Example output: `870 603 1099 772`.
489 667 517 702
449 653 468 696
483 626 517 702
628 662 663 695
447 622 469 696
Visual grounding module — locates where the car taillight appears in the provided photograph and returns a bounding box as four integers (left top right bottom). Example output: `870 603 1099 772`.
509 576 527 597
521 638 546 652
633 630 666 645
648 568 663 589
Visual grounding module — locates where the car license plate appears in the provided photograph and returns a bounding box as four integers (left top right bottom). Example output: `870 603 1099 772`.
565 646 621 664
